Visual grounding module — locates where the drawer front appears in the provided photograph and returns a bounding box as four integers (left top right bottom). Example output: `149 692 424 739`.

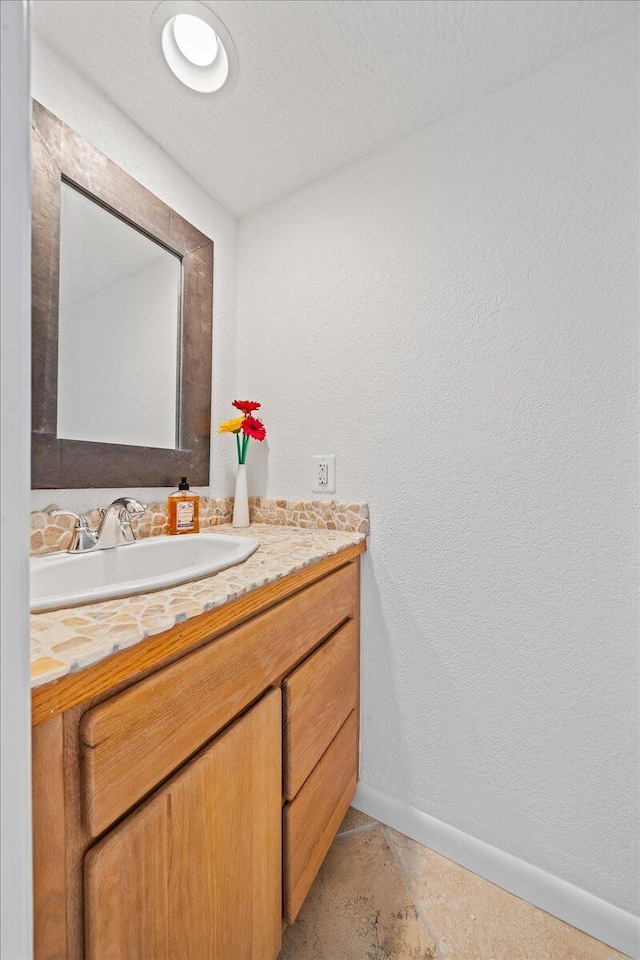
81 562 358 837
283 619 358 800
283 710 358 923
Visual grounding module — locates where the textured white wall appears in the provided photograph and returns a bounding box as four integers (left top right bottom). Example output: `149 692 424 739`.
238 25 639 915
30 36 239 510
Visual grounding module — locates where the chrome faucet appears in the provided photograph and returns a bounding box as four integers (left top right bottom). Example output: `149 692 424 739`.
51 497 147 553
93 497 147 550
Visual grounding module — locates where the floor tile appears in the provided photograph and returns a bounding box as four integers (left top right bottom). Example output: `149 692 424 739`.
384 827 628 960
337 806 378 835
279 826 438 960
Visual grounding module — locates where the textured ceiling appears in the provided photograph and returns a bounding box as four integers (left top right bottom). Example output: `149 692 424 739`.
33 0 639 216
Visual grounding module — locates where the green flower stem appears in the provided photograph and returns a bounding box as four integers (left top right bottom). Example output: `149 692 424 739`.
235 432 241 463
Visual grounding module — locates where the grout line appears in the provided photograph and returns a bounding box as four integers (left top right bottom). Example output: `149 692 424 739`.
381 824 445 960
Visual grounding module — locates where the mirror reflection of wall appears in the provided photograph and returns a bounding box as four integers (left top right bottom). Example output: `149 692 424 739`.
57 182 182 450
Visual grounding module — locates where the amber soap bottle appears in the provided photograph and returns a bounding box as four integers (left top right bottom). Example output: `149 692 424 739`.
168 477 200 535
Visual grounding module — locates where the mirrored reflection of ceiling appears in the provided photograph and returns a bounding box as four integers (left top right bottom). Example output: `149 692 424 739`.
58 184 179 307
33 0 639 217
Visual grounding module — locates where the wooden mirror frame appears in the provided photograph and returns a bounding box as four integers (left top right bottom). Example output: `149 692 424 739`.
31 101 213 488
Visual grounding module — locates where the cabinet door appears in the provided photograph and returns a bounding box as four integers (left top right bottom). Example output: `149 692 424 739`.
84 688 282 960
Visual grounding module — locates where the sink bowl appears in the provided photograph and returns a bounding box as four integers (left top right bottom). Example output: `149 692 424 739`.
30 533 260 613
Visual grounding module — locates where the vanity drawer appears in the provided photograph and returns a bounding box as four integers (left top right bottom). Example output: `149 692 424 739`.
283 710 358 923
81 562 358 837
283 619 358 800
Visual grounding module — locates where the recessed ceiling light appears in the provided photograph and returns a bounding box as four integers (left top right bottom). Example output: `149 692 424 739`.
151 1 238 96
172 14 218 68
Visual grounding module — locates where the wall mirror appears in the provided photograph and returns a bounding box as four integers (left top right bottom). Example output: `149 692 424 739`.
31 101 213 488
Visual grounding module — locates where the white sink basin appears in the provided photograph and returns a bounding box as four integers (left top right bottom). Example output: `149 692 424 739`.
30 533 260 613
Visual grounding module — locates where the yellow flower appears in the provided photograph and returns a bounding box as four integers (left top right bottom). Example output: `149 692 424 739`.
218 415 245 434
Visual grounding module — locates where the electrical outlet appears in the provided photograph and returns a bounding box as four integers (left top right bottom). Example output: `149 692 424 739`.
313 455 336 493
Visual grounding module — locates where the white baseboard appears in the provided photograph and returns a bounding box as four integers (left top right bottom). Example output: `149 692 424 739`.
352 782 640 960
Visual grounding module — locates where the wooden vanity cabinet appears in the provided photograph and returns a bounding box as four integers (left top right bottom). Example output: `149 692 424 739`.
32 550 362 960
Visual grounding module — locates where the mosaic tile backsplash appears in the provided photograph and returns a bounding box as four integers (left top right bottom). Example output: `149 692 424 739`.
31 497 369 556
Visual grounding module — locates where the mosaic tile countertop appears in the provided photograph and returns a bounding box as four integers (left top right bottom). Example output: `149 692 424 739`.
30 523 366 689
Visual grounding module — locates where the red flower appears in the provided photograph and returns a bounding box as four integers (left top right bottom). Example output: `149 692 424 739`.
241 416 266 441
232 400 261 414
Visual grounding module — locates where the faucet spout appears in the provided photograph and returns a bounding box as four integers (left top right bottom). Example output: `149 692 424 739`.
92 497 147 550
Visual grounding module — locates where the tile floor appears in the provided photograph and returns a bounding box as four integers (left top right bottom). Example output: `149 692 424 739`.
279 809 629 960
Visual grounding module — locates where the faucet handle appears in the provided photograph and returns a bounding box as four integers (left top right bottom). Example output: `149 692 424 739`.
106 497 147 518
49 510 98 552
122 498 147 519
50 509 89 527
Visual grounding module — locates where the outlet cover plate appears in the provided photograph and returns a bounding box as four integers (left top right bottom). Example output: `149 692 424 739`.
313 454 336 493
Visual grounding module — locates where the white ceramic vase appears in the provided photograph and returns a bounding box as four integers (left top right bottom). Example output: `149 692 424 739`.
232 463 250 528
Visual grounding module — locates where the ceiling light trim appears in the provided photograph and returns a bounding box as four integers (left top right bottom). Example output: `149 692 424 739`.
151 0 238 96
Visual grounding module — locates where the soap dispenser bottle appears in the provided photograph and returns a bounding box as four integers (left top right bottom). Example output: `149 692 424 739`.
168 477 200 535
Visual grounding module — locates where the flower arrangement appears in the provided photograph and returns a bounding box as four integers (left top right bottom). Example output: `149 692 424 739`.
219 400 267 464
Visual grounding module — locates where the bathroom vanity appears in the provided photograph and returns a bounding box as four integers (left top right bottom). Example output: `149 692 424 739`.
32 537 364 960
29 102 367 958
